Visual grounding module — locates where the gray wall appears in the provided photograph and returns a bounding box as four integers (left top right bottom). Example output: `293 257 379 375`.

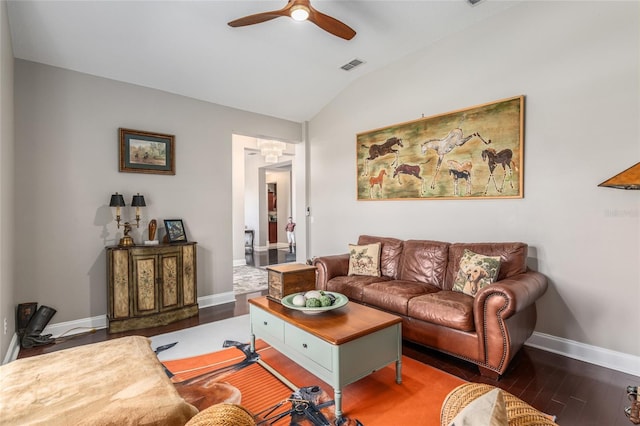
0 0 15 359
13 60 300 324
307 1 640 357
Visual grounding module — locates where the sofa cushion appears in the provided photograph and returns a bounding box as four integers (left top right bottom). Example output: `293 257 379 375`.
452 249 501 297
399 240 450 288
358 235 404 279
362 280 440 316
408 291 474 331
445 243 528 290
326 276 391 301
348 242 381 276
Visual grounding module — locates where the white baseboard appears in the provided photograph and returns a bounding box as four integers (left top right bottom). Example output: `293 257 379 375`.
41 292 237 335
1 292 238 364
233 259 247 267
2 333 19 365
197 291 235 308
526 331 640 377
43 314 107 338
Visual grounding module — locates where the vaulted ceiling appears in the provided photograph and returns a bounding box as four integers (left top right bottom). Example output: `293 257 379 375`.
7 1 517 122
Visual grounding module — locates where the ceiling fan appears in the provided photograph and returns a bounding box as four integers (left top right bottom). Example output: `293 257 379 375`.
227 0 356 40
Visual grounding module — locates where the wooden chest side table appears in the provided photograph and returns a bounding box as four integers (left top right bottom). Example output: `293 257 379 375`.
266 263 316 302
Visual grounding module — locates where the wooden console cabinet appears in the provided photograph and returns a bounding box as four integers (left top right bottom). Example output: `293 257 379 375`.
106 242 198 333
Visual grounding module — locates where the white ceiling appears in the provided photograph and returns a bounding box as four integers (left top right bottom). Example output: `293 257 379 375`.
6 0 518 122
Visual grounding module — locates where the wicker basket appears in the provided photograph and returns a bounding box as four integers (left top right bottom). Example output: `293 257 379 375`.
441 383 558 426
185 403 256 426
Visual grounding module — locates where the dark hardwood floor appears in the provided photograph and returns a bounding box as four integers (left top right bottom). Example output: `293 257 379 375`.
245 245 297 268
18 271 638 425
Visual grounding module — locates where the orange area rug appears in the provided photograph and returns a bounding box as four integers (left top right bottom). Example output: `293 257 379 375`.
163 340 465 425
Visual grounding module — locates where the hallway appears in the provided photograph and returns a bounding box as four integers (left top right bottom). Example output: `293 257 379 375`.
244 245 297 268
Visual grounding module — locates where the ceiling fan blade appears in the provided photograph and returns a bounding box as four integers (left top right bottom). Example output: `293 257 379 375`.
228 10 289 27
308 6 356 40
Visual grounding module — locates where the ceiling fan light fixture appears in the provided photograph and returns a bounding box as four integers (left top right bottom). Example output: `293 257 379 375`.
290 5 310 21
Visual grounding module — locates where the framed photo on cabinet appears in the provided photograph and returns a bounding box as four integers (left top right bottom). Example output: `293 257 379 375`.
164 219 187 243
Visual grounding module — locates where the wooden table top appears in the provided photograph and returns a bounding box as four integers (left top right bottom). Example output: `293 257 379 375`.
265 263 316 273
249 296 402 345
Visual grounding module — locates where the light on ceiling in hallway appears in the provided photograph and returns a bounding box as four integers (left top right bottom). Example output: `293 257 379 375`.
258 139 287 163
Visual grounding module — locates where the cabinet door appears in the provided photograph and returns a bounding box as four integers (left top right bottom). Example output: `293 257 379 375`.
131 252 159 315
182 244 197 305
159 251 180 310
108 249 130 319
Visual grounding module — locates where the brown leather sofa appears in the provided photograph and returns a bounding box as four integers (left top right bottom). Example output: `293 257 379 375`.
312 235 548 379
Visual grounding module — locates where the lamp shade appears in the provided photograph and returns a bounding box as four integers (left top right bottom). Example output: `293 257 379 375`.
131 193 146 207
598 162 640 190
109 193 126 207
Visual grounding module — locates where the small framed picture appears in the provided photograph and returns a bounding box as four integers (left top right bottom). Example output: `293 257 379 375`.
119 128 175 175
164 219 187 243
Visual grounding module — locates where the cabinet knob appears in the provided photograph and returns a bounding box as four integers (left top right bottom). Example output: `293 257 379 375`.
302 343 308 349
263 321 268 326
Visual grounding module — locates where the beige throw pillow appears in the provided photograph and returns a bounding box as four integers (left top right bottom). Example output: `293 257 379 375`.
448 388 508 426
452 249 501 297
348 243 381 277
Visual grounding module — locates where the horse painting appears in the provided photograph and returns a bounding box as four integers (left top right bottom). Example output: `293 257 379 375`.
356 96 523 200
361 137 403 176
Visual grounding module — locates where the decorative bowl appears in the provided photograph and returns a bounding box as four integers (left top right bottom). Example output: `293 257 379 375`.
280 291 349 315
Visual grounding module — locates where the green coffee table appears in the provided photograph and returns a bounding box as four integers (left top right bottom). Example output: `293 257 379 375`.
249 296 402 419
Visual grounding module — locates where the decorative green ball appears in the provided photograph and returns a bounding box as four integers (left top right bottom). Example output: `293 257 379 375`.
319 295 332 307
305 298 321 308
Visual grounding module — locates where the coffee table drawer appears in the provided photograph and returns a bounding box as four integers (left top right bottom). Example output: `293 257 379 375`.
251 307 284 341
284 323 332 371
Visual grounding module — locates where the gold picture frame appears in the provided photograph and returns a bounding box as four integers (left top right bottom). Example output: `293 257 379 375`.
119 128 175 175
357 96 524 200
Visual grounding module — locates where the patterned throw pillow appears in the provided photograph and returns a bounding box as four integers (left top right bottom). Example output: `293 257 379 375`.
348 243 381 277
448 388 508 426
452 249 501 297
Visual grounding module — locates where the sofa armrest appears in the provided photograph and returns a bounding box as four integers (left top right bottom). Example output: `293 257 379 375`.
312 254 350 291
473 270 548 321
473 270 548 375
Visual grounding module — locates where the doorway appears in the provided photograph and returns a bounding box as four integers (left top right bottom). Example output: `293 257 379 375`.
231 134 306 268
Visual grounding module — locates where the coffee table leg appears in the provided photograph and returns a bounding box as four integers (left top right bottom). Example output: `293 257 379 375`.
334 387 343 419
250 333 256 352
396 324 402 384
396 358 402 384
